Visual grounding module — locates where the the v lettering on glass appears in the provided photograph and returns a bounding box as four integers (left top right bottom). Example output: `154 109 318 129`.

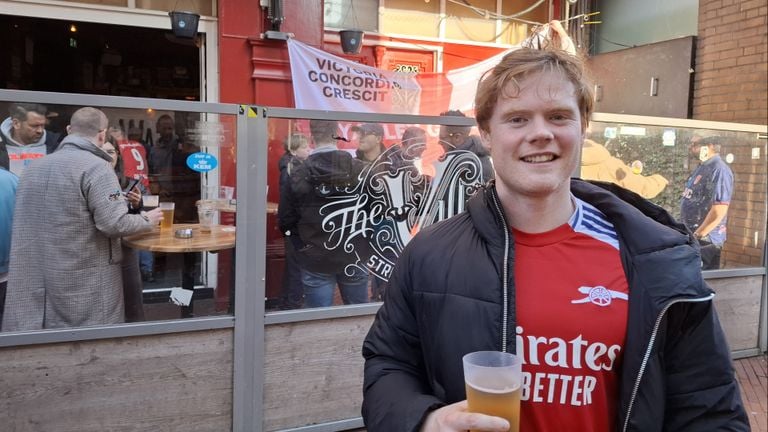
318 145 485 281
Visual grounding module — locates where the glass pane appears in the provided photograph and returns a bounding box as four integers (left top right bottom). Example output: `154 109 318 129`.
0 99 236 332
585 121 767 269
324 0 378 31
266 117 491 310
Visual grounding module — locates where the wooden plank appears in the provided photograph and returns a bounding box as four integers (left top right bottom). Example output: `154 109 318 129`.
263 316 375 431
0 329 233 432
709 276 763 352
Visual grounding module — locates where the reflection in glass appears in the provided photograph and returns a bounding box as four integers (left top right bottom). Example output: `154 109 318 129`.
0 100 237 332
586 122 766 270
268 119 491 310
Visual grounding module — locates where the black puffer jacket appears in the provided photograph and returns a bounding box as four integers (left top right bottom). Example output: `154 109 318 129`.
362 179 748 432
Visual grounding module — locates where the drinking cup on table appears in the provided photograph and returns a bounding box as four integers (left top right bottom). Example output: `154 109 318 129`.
463 351 522 432
197 204 215 233
159 202 175 230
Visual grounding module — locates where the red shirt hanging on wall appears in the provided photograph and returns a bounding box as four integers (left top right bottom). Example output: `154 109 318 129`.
118 139 150 188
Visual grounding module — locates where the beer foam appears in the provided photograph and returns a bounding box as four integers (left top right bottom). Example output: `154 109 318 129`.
468 382 521 394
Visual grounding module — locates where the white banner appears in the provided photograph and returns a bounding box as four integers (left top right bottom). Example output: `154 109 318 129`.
288 39 422 114
287 23 575 115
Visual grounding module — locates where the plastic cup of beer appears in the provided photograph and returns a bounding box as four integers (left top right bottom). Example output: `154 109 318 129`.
197 204 215 233
463 351 522 432
159 202 175 230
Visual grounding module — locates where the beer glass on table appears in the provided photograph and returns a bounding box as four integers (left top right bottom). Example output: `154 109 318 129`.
463 351 522 432
159 202 175 230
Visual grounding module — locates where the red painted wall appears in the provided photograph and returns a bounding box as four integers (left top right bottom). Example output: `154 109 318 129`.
217 0 513 301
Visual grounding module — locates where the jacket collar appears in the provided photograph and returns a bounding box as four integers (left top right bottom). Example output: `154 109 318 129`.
58 135 113 163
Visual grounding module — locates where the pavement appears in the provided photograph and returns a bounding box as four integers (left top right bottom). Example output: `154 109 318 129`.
735 354 768 431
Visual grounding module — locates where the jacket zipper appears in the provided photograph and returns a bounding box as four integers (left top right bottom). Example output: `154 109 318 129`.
489 188 511 353
621 293 715 432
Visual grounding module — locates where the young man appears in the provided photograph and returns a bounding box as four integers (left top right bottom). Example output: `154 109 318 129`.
362 48 747 431
354 123 386 164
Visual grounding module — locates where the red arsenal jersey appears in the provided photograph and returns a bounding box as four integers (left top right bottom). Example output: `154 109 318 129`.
515 197 628 431
118 140 149 188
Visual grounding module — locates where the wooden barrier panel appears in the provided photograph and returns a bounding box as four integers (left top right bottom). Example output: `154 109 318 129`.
708 275 763 352
0 329 233 432
263 315 375 431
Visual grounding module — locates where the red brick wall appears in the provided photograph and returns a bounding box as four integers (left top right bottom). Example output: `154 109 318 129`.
693 0 767 268
694 0 767 124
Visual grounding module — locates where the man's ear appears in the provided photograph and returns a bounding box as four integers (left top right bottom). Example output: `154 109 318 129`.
11 118 20 131
66 125 72 135
479 129 491 150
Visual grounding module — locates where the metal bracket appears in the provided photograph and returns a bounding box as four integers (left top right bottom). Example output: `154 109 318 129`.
262 31 293 41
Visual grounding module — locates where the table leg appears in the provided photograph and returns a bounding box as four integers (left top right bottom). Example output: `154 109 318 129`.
180 252 197 318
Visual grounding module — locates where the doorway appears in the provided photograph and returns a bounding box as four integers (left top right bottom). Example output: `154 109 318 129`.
0 14 201 101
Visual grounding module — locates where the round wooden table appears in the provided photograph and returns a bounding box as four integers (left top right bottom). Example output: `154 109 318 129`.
124 223 236 318
123 223 236 253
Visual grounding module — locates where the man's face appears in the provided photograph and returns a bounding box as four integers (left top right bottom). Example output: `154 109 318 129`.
108 128 125 141
358 133 381 153
689 134 703 157
293 143 310 160
439 126 465 150
157 119 174 141
481 70 583 200
12 111 46 145
100 142 118 169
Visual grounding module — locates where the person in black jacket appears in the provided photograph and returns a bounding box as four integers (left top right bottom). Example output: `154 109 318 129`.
277 133 311 309
278 120 369 308
362 48 748 432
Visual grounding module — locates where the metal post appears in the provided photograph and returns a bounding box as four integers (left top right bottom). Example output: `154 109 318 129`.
232 105 269 432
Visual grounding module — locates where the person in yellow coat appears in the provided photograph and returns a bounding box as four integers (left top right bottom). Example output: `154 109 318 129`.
580 139 668 199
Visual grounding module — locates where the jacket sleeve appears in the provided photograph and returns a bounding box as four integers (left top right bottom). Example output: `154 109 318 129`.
662 295 750 431
85 161 154 237
362 246 445 432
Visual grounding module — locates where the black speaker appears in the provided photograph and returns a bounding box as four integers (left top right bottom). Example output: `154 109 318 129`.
169 11 200 39
339 30 364 55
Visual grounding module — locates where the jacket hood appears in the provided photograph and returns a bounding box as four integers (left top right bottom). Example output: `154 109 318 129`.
570 179 691 254
470 178 692 257
0 117 50 148
581 139 611 166
58 135 113 163
469 178 707 300
304 150 356 185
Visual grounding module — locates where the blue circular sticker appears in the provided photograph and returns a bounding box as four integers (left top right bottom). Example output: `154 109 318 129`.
186 152 218 173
